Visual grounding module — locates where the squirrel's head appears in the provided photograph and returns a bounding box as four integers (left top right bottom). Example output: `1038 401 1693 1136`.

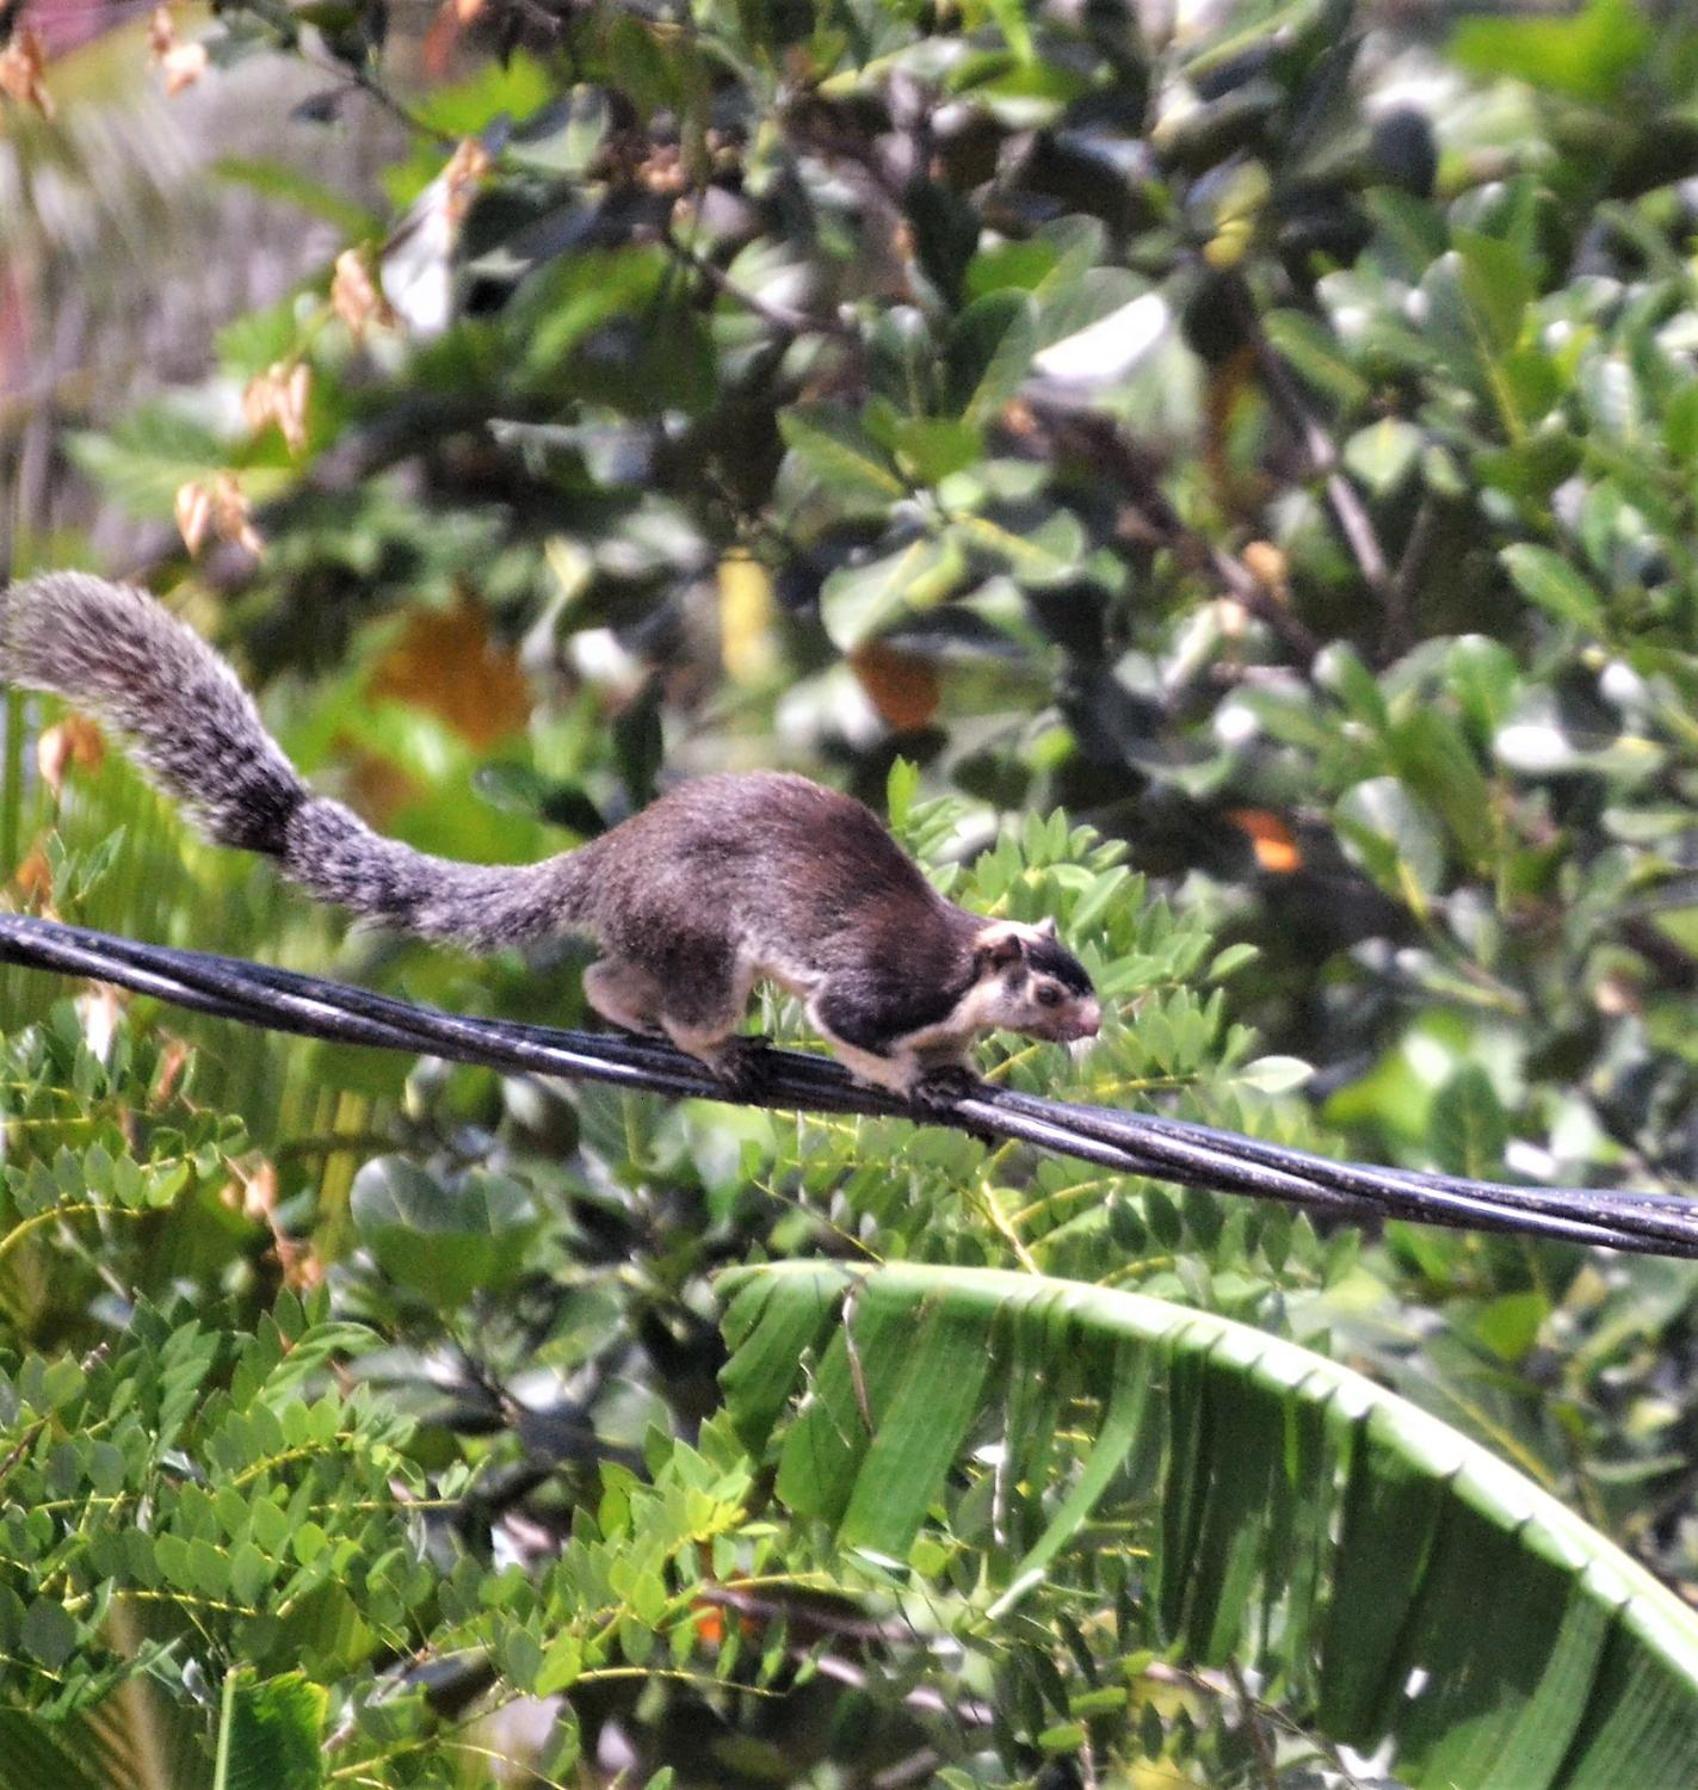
962 918 1100 1045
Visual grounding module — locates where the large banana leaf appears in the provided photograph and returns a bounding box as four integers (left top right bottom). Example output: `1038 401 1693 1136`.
719 1261 1698 1789
0 1668 323 1790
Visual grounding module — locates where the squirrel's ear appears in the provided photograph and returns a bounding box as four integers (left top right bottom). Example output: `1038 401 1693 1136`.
1034 915 1059 939
975 924 1027 970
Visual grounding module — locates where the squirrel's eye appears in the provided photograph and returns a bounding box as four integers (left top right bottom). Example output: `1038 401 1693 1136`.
1035 984 1062 1007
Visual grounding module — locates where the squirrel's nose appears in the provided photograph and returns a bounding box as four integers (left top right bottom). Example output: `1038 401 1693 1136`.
1067 999 1101 1041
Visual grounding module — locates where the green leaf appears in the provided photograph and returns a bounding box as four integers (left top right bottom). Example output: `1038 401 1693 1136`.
1476 428 1584 504
411 50 553 136
1013 1339 1150 1580
19 1597 75 1671
1663 384 1698 464
1387 709 1497 869
1501 545 1607 635
889 417 984 486
0 1715 107 1790
1651 907 1698 955
1335 777 1447 905
1343 419 1423 496
981 0 1032 59
1206 942 1259 982
953 508 1086 589
945 292 1039 423
350 1158 540 1308
1262 311 1370 411
515 248 671 377
837 1297 993 1554
1236 1056 1314 1095
65 405 279 519
722 1261 1698 1787
1448 636 1522 744
1469 1291 1548 1364
1451 0 1652 105
1422 241 1536 431
215 1672 327 1790
1430 1066 1510 1179
780 407 908 507
230 1542 273 1608
819 535 969 650
213 157 379 236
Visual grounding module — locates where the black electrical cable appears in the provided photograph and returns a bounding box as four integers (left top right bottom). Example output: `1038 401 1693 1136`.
1 911 1694 1258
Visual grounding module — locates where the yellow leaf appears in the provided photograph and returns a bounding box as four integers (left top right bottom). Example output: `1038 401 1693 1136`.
718 552 776 686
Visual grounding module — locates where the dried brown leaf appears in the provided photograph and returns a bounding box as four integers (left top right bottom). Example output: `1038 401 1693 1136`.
443 136 492 224
243 361 311 455
330 247 395 340
177 474 263 557
849 640 941 732
174 480 213 557
0 25 53 118
36 716 105 799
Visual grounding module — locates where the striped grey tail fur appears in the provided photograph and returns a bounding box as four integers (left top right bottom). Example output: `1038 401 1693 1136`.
0 574 590 950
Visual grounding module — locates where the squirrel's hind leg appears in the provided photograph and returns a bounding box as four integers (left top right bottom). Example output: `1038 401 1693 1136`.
583 958 667 1036
590 933 770 1098
653 949 771 1097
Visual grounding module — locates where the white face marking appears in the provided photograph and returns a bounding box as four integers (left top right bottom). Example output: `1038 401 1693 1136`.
962 922 1100 1045
795 920 1099 1096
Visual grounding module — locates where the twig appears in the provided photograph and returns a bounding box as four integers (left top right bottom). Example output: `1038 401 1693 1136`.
1228 1660 1279 1790
669 233 855 342
1250 335 1390 601
1021 400 1323 667
327 58 458 148
1385 493 1439 658
2 913 1697 1256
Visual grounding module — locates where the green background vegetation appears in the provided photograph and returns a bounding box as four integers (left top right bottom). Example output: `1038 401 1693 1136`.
10 0 1698 1782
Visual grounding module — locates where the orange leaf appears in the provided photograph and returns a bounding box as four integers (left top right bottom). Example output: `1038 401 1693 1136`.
368 597 532 749
849 641 940 733
1226 807 1302 874
13 841 53 908
36 715 105 798
151 1038 192 1105
1241 539 1289 595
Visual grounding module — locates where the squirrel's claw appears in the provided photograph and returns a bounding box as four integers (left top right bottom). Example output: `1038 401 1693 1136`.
908 1064 995 1140
708 1034 777 1101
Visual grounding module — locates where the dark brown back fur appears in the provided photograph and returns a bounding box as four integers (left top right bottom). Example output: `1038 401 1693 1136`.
586 773 980 1028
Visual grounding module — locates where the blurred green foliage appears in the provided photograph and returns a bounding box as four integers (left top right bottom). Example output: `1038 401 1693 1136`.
11 0 1698 1780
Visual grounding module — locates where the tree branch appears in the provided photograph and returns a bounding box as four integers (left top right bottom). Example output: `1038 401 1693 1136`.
1250 334 1391 601
1021 399 1323 667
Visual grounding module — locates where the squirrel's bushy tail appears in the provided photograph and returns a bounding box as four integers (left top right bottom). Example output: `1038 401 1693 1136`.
2 573 304 853
0 574 591 950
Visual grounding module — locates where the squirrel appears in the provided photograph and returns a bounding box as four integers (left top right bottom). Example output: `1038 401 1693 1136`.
0 574 1101 1110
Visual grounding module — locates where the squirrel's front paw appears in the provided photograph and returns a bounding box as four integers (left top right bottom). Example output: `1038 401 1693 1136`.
708 1034 776 1100
908 1065 994 1138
